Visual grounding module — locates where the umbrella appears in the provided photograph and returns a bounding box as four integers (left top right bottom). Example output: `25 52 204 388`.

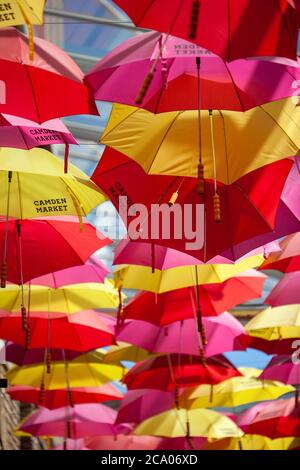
245 305 300 340
183 376 295 410
266 272 300 306
5 343 81 365
260 233 300 272
247 336 299 355
123 354 241 391
259 356 300 386
93 147 293 261
0 27 98 122
0 217 110 285
116 314 249 357
113 0 299 61
7 355 125 390
203 435 300 450
101 100 300 184
0 114 77 149
17 404 122 439
103 343 151 365
157 437 206 450
123 271 266 324
8 384 123 409
30 255 109 288
85 434 160 451
52 439 89 451
114 254 263 293
86 31 300 112
134 407 243 440
237 398 300 438
0 310 116 351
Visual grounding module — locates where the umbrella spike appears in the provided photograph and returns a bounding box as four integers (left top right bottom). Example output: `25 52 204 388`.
189 0 200 39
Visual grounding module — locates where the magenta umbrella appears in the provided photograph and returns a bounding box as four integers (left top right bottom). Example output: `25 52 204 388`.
5 342 81 365
86 31 300 113
30 255 109 288
157 437 206 450
265 271 300 307
52 439 89 451
86 434 161 450
116 313 248 357
259 355 300 386
18 404 125 439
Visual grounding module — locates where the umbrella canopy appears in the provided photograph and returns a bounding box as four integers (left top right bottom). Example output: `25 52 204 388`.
116 314 248 357
123 354 241 391
101 100 300 184
247 336 298 356
114 254 263 293
113 0 299 61
260 233 300 272
0 217 110 284
266 272 300 306
7 356 125 389
85 434 160 451
245 305 300 340
237 398 300 438
53 439 89 451
0 280 120 313
203 435 300 450
103 343 151 365
0 310 116 351
87 31 300 112
8 384 123 409
123 271 266 324
0 1 45 27
183 376 295 410
259 356 300 385
0 28 98 122
31 255 109 288
157 437 206 450
0 114 77 149
134 407 243 439
0 147 106 219
17 404 121 438
5 343 81 365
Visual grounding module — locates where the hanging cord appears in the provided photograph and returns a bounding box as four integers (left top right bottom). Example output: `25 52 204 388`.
168 177 185 206
115 271 124 331
194 267 207 365
209 110 221 222
25 282 31 349
185 408 195 450
62 349 73 442
167 354 179 409
38 350 47 404
1 171 12 289
196 57 205 195
151 243 155 274
189 0 200 39
46 290 51 374
15 221 27 333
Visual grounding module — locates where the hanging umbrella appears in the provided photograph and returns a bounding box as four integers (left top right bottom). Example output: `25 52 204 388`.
157 437 206 450
116 314 249 357
101 100 300 185
114 254 263 294
113 0 299 61
183 376 295 410
0 114 77 149
203 435 300 450
123 271 266 325
8 384 123 409
260 233 300 272
134 407 243 440
0 27 98 122
247 336 299 355
245 305 300 340
17 404 122 439
0 310 116 351
103 343 152 365
266 272 300 306
123 354 241 391
5 342 81 366
86 31 300 112
52 439 89 451
259 356 300 386
0 217 110 285
237 398 300 438
86 434 160 451
30 255 109 288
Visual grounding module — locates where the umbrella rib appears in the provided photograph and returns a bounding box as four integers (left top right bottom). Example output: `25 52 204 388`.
223 62 245 112
233 182 274 231
259 103 300 149
23 64 41 123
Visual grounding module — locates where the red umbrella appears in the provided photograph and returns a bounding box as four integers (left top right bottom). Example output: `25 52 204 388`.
0 310 116 352
113 0 299 61
123 354 241 391
123 271 266 325
5 343 81 365
0 28 98 122
0 217 110 284
247 336 298 355
260 233 300 272
8 384 123 409
92 147 292 261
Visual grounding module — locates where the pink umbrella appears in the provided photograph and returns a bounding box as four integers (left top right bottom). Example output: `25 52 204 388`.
259 355 300 386
30 255 109 288
116 313 249 357
266 271 300 306
116 389 175 425
86 31 300 112
18 404 124 439
260 233 300 273
85 434 161 450
52 439 89 451
157 437 206 450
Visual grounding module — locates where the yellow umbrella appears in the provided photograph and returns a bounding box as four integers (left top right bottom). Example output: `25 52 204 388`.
0 147 106 219
114 253 263 293
0 279 120 313
134 408 243 439
7 355 125 390
245 305 300 340
181 376 294 409
101 99 300 185
203 435 300 451
103 342 153 365
238 367 262 379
